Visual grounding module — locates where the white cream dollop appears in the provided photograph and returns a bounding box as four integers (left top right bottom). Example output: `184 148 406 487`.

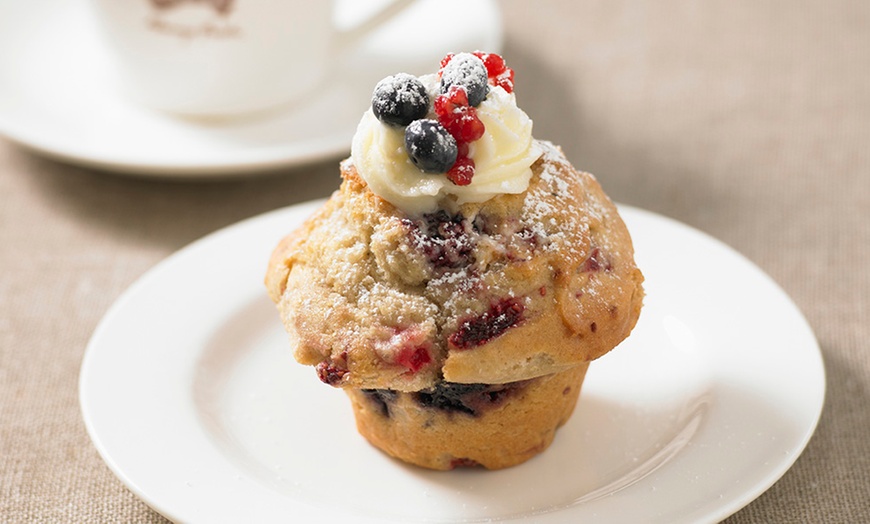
351 74 542 215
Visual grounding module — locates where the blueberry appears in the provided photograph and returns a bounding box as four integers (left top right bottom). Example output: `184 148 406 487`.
414 382 520 417
361 389 398 418
440 53 489 107
404 119 457 173
371 73 430 127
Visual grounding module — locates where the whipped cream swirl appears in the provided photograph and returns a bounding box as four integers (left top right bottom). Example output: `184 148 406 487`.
351 74 541 215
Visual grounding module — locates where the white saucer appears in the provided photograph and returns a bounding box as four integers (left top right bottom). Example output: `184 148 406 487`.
0 0 502 177
80 202 825 523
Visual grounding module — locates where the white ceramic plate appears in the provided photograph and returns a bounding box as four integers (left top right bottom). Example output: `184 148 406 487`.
0 0 501 177
79 202 825 523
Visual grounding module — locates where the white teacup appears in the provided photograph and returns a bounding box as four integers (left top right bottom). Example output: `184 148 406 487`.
91 0 412 117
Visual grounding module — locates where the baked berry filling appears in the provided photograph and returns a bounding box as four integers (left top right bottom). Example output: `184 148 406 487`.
449 458 482 469
316 351 349 386
404 210 478 269
316 361 348 386
416 382 518 416
395 345 432 373
362 380 531 419
449 297 525 349
581 246 612 272
361 389 398 418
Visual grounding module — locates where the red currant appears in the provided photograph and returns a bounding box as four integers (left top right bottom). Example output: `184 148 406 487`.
494 68 514 93
456 141 469 158
472 51 507 77
439 53 455 70
435 86 485 144
446 156 475 186
468 52 514 94
434 84 469 115
433 52 513 185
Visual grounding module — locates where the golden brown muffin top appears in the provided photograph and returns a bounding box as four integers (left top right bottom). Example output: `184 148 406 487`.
266 141 643 391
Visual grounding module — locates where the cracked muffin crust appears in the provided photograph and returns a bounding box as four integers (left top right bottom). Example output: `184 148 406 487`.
266 141 643 393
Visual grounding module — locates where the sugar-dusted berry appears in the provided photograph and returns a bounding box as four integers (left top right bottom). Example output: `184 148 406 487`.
371 73 430 127
446 156 475 186
403 210 476 269
472 51 514 94
439 52 489 107
434 86 485 144
404 119 458 173
494 67 515 94
439 53 455 70
472 51 506 77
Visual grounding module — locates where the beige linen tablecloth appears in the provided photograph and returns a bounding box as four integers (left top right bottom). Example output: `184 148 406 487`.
2 1 868 521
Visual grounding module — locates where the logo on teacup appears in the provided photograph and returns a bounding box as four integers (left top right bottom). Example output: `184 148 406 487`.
150 0 235 16
146 0 241 40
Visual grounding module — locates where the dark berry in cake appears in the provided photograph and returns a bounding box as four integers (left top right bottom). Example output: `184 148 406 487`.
440 53 489 107
416 383 489 415
361 389 398 417
404 119 458 173
415 381 522 416
316 361 348 386
581 247 612 272
371 73 430 127
405 210 476 269
449 458 482 469
449 298 525 349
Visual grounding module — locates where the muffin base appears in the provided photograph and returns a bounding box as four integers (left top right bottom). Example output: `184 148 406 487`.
345 363 589 470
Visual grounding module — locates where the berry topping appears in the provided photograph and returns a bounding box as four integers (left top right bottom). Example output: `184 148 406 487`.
371 73 430 127
404 119 458 173
433 85 484 185
446 155 475 186
434 86 486 144
456 141 470 158
471 51 515 93
449 298 525 349
385 52 514 183
439 52 489 107
472 51 505 77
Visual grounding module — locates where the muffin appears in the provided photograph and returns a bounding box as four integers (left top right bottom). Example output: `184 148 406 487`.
266 52 644 470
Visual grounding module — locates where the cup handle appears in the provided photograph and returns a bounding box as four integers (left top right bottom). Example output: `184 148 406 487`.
333 0 415 52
